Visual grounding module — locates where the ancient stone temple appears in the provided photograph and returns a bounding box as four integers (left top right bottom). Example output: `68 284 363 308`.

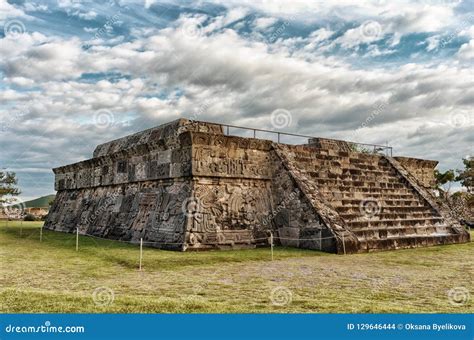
45 119 470 253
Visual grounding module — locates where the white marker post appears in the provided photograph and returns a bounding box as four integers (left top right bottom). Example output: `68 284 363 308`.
40 225 43 242
319 230 322 251
270 231 274 261
76 228 79 251
342 233 346 255
139 238 143 271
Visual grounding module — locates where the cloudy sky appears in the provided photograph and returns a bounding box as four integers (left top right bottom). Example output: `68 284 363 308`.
0 0 473 200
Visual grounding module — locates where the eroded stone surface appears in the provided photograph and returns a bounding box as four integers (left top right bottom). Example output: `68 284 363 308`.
45 119 470 253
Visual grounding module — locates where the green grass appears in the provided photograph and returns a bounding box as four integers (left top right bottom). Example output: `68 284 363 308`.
0 220 472 313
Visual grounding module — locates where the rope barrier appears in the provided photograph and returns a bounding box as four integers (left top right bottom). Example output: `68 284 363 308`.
1 223 339 245
275 235 337 241
2 222 349 272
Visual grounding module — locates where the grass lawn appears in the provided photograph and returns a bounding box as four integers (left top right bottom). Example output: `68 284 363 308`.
0 220 472 313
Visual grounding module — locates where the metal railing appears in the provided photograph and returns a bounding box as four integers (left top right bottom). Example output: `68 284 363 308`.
191 120 393 156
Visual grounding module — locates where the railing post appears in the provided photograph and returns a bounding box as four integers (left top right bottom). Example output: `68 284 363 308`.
270 231 274 261
277 132 280 143
226 125 229 135
253 129 256 139
319 230 322 251
342 233 346 255
139 238 143 271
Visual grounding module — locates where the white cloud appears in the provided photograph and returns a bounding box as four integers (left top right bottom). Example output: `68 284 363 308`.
335 20 384 48
76 10 97 20
1 1 472 199
3 76 36 87
458 26 474 39
212 0 460 31
2 37 83 81
0 0 26 22
457 40 474 60
2 19 472 139
22 2 48 13
425 35 441 51
309 28 334 43
253 17 277 30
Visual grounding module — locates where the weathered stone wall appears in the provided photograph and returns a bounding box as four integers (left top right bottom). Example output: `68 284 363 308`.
185 132 274 249
53 120 205 191
92 119 223 158
47 180 190 249
190 131 272 179
308 137 352 152
185 178 273 250
45 119 214 248
394 156 438 188
270 150 337 252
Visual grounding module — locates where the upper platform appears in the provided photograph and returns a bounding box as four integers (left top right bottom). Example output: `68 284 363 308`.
92 119 223 158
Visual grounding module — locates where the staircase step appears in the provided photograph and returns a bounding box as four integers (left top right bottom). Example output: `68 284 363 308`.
303 163 398 174
335 205 434 213
347 217 445 229
357 233 466 252
339 212 439 221
326 188 412 195
319 189 418 198
352 225 451 239
308 173 402 184
308 177 407 189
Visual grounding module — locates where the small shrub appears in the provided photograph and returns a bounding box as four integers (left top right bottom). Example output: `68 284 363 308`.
24 214 38 221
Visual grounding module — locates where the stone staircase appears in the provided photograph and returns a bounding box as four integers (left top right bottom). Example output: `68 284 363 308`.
273 143 469 253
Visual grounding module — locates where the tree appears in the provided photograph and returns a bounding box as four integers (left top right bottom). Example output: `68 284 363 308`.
456 157 473 193
434 169 455 198
0 171 20 205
